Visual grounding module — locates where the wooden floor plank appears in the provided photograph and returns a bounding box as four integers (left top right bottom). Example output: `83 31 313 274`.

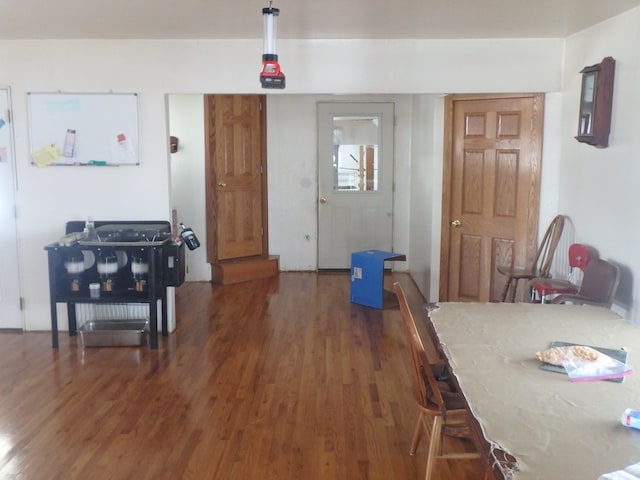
0 272 487 479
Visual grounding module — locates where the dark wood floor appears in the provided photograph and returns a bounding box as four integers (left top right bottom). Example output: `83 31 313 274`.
0 272 486 479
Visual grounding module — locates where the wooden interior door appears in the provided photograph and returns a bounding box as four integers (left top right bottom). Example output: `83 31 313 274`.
204 95 267 263
440 94 544 302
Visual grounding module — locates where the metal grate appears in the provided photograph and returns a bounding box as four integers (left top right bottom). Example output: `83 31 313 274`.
74 302 158 328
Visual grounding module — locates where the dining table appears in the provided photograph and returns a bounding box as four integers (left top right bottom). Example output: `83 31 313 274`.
426 302 640 480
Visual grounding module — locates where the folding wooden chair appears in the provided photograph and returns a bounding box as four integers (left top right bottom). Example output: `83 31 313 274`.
498 214 565 302
393 282 483 480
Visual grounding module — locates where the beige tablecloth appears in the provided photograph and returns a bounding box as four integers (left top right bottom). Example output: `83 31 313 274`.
429 303 640 480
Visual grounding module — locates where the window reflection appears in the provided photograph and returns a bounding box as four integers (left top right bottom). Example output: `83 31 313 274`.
332 116 380 192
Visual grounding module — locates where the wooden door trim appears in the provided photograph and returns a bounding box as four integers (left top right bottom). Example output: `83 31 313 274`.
439 93 545 301
204 95 216 263
439 95 454 301
257 95 269 259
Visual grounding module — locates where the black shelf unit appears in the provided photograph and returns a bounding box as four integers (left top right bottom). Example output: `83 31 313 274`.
44 221 184 349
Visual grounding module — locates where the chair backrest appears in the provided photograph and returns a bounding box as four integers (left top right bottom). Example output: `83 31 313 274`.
577 258 620 308
568 243 591 271
393 282 444 411
534 215 565 277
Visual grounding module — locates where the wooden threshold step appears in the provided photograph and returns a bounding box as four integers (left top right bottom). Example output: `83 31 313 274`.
212 255 279 285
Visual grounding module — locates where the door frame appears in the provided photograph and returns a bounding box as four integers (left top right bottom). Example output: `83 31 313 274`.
0 86 23 329
439 93 544 301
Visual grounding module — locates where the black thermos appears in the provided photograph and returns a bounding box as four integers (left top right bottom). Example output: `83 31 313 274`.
179 223 200 251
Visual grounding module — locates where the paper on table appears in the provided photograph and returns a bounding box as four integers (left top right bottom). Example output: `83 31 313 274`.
598 461 640 479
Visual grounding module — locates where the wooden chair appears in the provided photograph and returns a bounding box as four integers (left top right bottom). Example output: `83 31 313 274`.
528 243 591 303
550 258 620 308
393 282 482 480
498 214 565 302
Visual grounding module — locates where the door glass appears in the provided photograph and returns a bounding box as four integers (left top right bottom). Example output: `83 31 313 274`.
332 116 379 192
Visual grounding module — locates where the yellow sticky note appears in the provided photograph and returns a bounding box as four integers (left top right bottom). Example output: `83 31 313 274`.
32 143 62 167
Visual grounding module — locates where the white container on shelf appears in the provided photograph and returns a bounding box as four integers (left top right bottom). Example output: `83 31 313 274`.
89 283 100 298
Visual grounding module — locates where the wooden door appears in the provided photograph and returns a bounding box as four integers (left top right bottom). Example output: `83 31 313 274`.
440 94 544 302
204 95 267 262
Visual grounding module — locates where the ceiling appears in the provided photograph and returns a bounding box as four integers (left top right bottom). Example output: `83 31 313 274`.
2 0 640 40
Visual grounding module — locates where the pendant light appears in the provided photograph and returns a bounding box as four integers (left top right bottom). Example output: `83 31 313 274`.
260 1 286 89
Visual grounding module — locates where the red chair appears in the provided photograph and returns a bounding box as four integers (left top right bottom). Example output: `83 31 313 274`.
529 243 591 303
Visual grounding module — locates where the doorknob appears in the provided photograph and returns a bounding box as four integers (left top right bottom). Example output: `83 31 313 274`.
319 197 327 204
451 219 462 227
218 182 227 187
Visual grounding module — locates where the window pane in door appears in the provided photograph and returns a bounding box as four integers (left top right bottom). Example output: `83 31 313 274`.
332 115 379 192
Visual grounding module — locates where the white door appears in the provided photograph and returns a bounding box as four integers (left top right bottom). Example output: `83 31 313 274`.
317 102 395 268
0 88 22 329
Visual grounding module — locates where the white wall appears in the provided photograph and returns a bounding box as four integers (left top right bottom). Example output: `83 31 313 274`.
560 8 640 322
265 95 320 270
408 95 439 300
0 37 564 331
167 95 210 282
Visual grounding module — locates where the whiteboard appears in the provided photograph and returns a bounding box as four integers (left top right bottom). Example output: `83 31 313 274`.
27 92 139 166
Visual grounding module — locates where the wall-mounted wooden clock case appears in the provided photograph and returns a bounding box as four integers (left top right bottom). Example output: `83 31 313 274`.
575 56 615 148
